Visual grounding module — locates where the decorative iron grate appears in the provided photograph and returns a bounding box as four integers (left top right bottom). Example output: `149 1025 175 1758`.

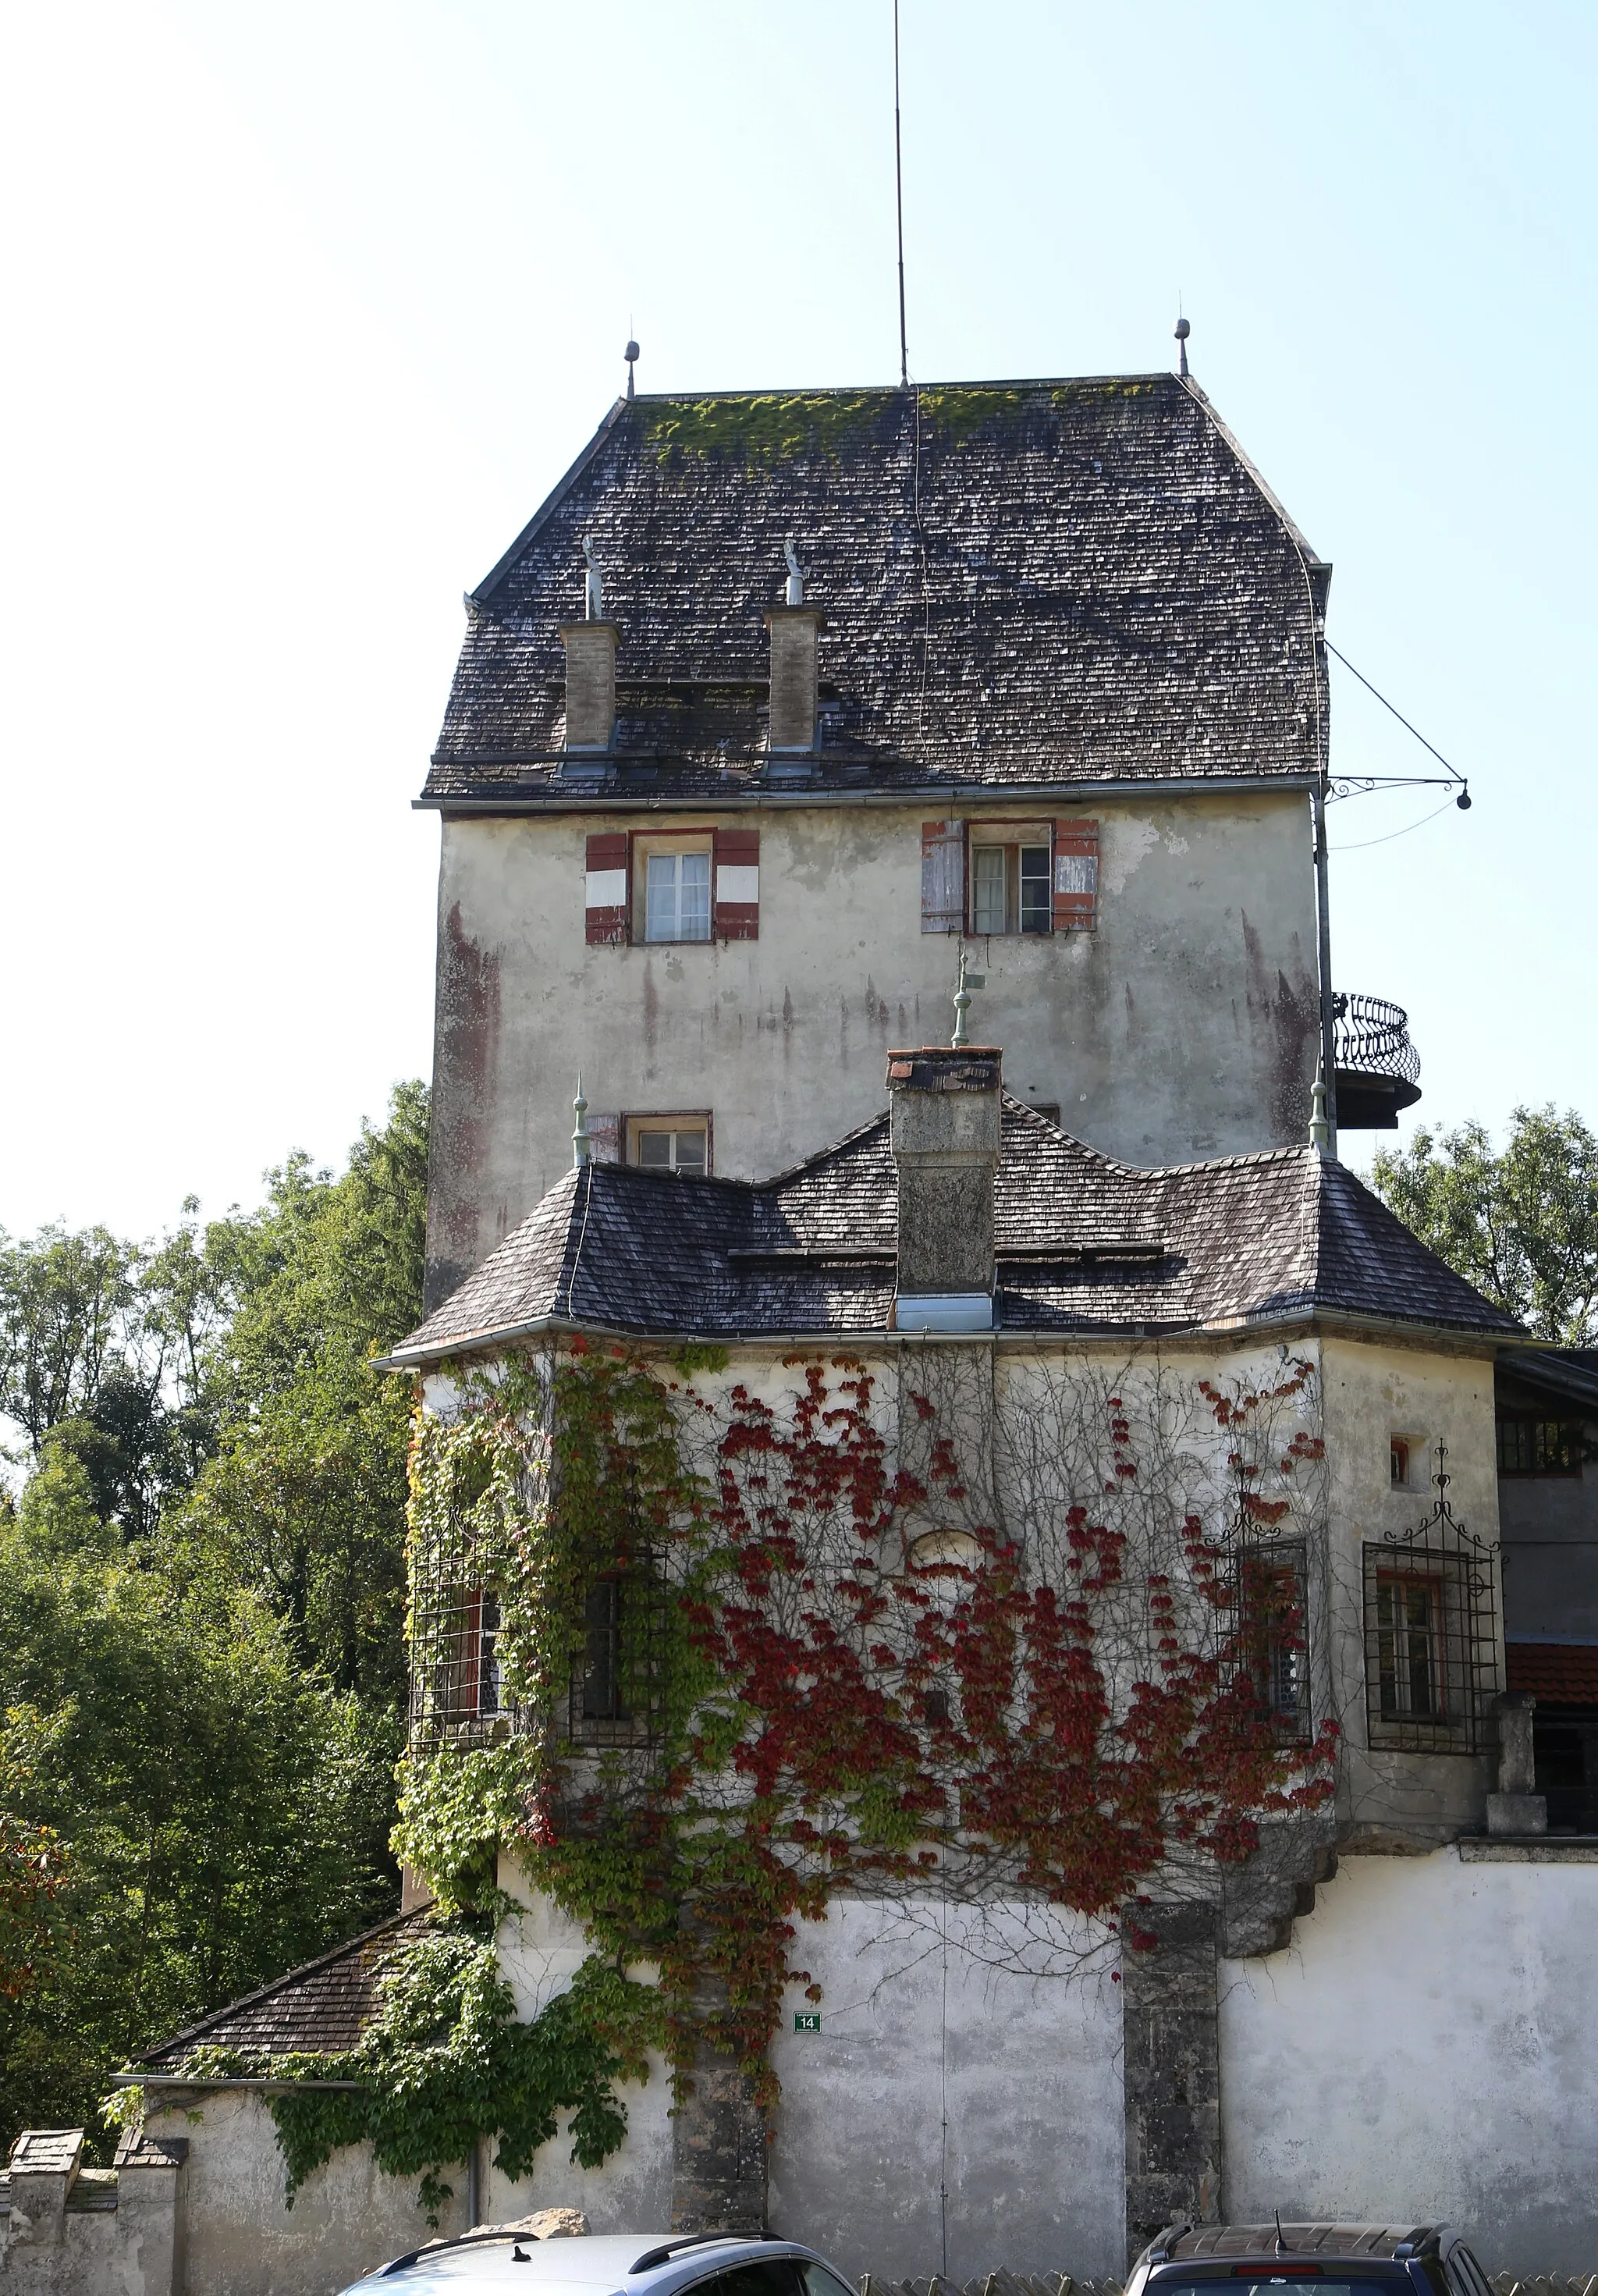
1363 1448 1500 1754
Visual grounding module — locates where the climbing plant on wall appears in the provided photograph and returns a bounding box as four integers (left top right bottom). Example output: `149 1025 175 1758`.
157 1341 1336 2206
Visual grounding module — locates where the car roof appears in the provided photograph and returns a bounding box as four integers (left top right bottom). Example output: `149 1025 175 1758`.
1145 2226 1450 2266
342 2233 826 2296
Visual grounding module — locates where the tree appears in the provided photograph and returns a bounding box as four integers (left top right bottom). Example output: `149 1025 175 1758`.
181 1080 429 1708
0 1450 396 2147
1370 1105 1598 1342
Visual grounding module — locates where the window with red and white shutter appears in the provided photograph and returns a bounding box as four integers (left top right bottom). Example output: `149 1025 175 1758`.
585 833 629 945
1052 819 1099 932
713 828 759 940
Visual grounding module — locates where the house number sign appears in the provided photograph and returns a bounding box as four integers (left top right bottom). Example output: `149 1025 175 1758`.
793 2011 822 2032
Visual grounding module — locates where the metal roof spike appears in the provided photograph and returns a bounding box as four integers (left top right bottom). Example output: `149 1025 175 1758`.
1175 310 1191 379
624 338 640 399
1309 1068 1331 1155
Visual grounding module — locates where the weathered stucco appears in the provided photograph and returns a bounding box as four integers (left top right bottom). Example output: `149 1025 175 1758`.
1318 1336 1503 1845
1220 1847 1598 2270
140 2089 468 2296
423 792 1319 1303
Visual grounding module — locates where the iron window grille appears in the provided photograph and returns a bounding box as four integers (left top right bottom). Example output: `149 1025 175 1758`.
1235 1541 1311 1740
410 1580 519 1750
566 1564 666 1748
1363 1447 1500 1754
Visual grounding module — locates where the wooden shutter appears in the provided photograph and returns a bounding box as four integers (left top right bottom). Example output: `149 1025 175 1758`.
1052 818 1099 932
713 826 759 940
921 819 965 933
585 831 629 945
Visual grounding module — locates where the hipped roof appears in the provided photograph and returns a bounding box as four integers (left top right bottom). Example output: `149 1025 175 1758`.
388 1101 1516 1364
423 375 1330 806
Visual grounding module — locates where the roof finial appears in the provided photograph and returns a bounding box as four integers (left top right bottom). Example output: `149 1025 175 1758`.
951 945 972 1048
573 1075 592 1168
582 536 603 621
1309 1068 1330 1155
783 537 804 607
624 335 640 400
1174 309 1191 380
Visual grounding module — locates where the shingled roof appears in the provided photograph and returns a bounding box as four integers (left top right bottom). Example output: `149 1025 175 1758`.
387 1100 1515 1363
424 375 1329 806
134 1910 425 2070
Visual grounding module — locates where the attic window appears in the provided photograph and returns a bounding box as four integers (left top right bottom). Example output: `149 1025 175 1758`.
627 1114 710 1174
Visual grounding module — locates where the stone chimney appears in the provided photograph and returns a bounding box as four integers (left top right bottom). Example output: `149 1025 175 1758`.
559 619 619 752
886 1047 1001 1332
764 605 825 753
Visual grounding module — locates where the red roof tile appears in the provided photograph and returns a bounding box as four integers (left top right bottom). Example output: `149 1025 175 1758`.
1506 1643 1598 1705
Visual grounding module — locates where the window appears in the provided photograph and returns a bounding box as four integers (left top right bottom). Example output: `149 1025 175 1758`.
971 841 1052 935
1362 1457 1500 1754
578 1576 628 1724
1240 1548 1309 1736
645 848 711 943
1390 1438 1411 1487
476 1591 502 1716
1497 1417 1581 1476
569 1566 664 1745
626 1114 710 1174
1375 1570 1443 1721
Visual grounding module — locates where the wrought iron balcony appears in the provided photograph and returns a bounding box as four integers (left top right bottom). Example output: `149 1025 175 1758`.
1333 992 1422 1130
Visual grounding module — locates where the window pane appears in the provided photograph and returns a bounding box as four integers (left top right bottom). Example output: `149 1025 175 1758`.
698 2266 802 2296
972 846 1006 934
645 853 678 941
680 850 712 940
637 1131 673 1168
1019 844 1051 933
479 1591 502 1715
581 1577 627 1720
672 1129 707 1172
799 2266 856 2296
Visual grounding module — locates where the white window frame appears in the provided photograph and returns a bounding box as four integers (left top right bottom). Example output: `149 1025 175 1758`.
967 821 1054 936
626 1112 712 1174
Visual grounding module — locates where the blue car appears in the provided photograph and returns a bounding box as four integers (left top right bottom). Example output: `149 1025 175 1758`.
340 2231 860 2296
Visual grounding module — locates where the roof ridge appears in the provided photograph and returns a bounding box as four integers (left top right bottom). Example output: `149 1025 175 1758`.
471 396 632 606
760 1107 892 1189
625 372 1179 404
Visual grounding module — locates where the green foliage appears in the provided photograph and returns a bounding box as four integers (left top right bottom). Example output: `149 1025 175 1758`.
1370 1104 1598 1340
0 1082 430 2156
164 1921 662 2223
0 1448 396 2149
395 1347 1333 2113
180 1079 430 1707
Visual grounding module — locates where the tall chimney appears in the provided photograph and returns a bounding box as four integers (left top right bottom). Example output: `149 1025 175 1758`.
560 619 619 752
886 1047 1001 1332
764 605 825 753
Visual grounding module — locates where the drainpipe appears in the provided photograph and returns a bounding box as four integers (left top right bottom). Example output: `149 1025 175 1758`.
1312 782 1338 1161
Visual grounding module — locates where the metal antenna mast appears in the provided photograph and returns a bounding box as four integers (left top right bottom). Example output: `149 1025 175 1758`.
893 0 908 386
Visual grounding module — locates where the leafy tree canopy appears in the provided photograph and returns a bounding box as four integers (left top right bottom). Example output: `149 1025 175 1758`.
1370 1104 1598 1342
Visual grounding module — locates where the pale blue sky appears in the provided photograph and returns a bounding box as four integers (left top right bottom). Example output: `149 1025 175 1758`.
3 2 1593 1238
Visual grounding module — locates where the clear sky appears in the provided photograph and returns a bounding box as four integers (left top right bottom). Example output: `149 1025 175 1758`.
3 1 1593 1242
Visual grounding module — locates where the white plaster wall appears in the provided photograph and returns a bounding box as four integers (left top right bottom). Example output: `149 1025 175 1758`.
144 2090 466 2296
493 1870 1123 2279
491 1875 673 2232
426 792 1319 1295
1220 1850 1598 2271
1319 1340 1501 1843
765 1897 1124 2281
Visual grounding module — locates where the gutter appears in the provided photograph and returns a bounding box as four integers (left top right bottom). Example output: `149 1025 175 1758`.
415 773 1321 818
109 2073 367 2093
376 1303 1513 1374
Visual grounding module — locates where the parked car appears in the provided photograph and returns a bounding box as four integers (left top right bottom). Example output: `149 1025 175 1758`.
1126 2223 1499 2296
339 2230 861 2296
